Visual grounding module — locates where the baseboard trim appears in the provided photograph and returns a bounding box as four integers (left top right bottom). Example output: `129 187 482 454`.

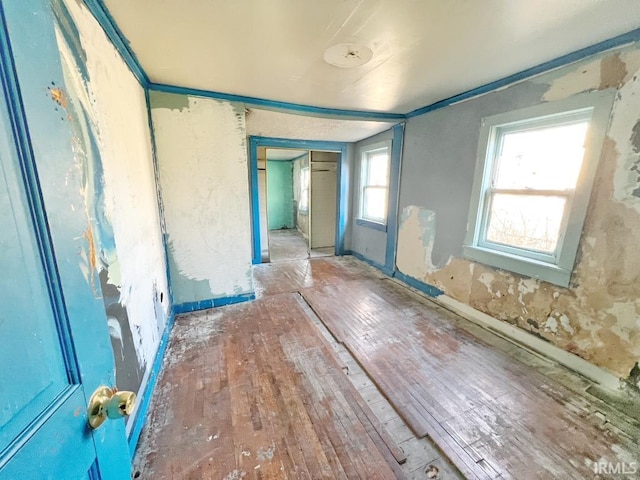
346 250 394 277
173 292 255 315
390 277 621 390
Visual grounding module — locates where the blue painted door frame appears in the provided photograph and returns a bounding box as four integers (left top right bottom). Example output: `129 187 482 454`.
0 1 130 478
249 136 348 264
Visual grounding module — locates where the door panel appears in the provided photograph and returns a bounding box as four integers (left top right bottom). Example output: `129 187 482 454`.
310 163 337 249
0 1 130 478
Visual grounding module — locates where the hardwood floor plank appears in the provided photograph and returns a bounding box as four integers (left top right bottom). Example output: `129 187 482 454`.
299 269 639 480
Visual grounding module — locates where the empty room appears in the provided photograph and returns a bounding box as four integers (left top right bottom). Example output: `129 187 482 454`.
1 1 640 479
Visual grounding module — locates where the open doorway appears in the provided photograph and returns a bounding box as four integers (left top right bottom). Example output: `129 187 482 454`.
259 147 339 262
249 137 347 264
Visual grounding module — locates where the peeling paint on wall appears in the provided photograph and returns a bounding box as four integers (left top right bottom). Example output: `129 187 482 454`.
399 44 640 384
53 0 170 403
151 92 253 306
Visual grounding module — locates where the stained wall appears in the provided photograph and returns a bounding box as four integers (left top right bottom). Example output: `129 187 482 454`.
53 0 170 423
150 92 254 308
397 43 640 383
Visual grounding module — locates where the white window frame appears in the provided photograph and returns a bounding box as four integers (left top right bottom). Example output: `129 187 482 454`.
463 91 614 287
357 140 391 230
298 165 309 213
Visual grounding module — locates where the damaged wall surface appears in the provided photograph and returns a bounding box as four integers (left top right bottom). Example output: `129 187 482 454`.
150 92 254 309
397 42 640 383
52 0 170 415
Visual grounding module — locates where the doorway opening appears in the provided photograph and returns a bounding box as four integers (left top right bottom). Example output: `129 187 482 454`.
249 137 348 264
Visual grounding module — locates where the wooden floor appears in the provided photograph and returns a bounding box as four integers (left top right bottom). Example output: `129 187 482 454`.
134 257 639 479
268 229 334 263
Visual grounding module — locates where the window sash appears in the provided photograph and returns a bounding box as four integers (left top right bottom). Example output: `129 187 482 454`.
479 189 573 261
359 143 390 224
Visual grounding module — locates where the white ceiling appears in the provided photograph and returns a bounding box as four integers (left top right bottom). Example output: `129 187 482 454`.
103 0 640 115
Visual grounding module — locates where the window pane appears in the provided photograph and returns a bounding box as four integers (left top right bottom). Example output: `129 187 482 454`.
494 121 588 190
485 193 566 253
363 186 387 221
367 152 389 186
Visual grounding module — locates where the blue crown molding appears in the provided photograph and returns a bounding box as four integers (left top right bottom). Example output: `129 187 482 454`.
148 82 405 122
80 2 640 122
82 0 148 86
407 27 640 119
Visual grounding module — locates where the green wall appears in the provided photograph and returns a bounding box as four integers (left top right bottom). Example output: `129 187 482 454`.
267 160 294 230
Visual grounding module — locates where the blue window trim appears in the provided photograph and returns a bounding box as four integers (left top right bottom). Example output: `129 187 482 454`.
249 136 348 264
356 218 387 232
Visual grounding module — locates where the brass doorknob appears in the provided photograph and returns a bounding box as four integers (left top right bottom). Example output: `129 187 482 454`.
87 386 136 429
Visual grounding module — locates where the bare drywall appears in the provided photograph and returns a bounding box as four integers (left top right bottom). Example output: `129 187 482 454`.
397 43 640 383
53 0 169 411
150 92 253 306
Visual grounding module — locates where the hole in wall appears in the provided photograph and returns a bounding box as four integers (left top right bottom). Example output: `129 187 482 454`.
160 292 164 303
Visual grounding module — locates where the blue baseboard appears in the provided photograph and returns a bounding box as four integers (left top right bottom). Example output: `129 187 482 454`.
394 270 444 298
347 250 394 277
345 251 444 297
127 312 175 456
172 292 256 315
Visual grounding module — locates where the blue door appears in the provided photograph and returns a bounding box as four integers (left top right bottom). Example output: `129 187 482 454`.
0 1 130 478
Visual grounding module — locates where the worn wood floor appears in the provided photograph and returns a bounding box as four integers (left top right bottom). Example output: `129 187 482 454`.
268 229 334 263
134 256 639 479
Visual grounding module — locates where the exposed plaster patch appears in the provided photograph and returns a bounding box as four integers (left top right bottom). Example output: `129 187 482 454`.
559 314 574 335
600 53 628 90
58 0 170 378
152 94 253 302
542 58 601 101
544 316 558 333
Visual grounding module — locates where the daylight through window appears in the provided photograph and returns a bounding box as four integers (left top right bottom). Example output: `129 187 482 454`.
359 142 390 225
464 92 613 287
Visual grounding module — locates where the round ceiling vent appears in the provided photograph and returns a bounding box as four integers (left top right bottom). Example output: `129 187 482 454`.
323 43 373 68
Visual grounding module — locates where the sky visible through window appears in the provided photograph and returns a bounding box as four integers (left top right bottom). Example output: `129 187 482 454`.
485 121 589 254
362 151 389 222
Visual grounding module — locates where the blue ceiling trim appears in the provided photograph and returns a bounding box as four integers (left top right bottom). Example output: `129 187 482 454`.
82 0 148 86
407 27 640 119
81 1 640 122
148 82 405 122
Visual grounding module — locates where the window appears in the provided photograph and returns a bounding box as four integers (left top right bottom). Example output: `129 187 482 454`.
299 166 309 212
358 141 391 229
464 92 613 287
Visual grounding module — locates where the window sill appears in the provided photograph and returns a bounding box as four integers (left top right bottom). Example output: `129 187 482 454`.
356 218 387 232
463 245 570 287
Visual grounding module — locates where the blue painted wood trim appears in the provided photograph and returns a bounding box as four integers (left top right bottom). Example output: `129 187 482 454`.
82 0 148 86
248 136 349 261
407 27 640 118
149 82 405 122
336 144 348 255
394 271 444 297
172 292 256 315
384 123 404 272
347 251 394 277
0 4 82 382
127 312 175 456
355 218 387 232
249 137 261 264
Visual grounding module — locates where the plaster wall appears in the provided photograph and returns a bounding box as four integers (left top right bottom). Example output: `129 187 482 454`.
56 0 169 406
398 43 640 383
150 92 253 306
